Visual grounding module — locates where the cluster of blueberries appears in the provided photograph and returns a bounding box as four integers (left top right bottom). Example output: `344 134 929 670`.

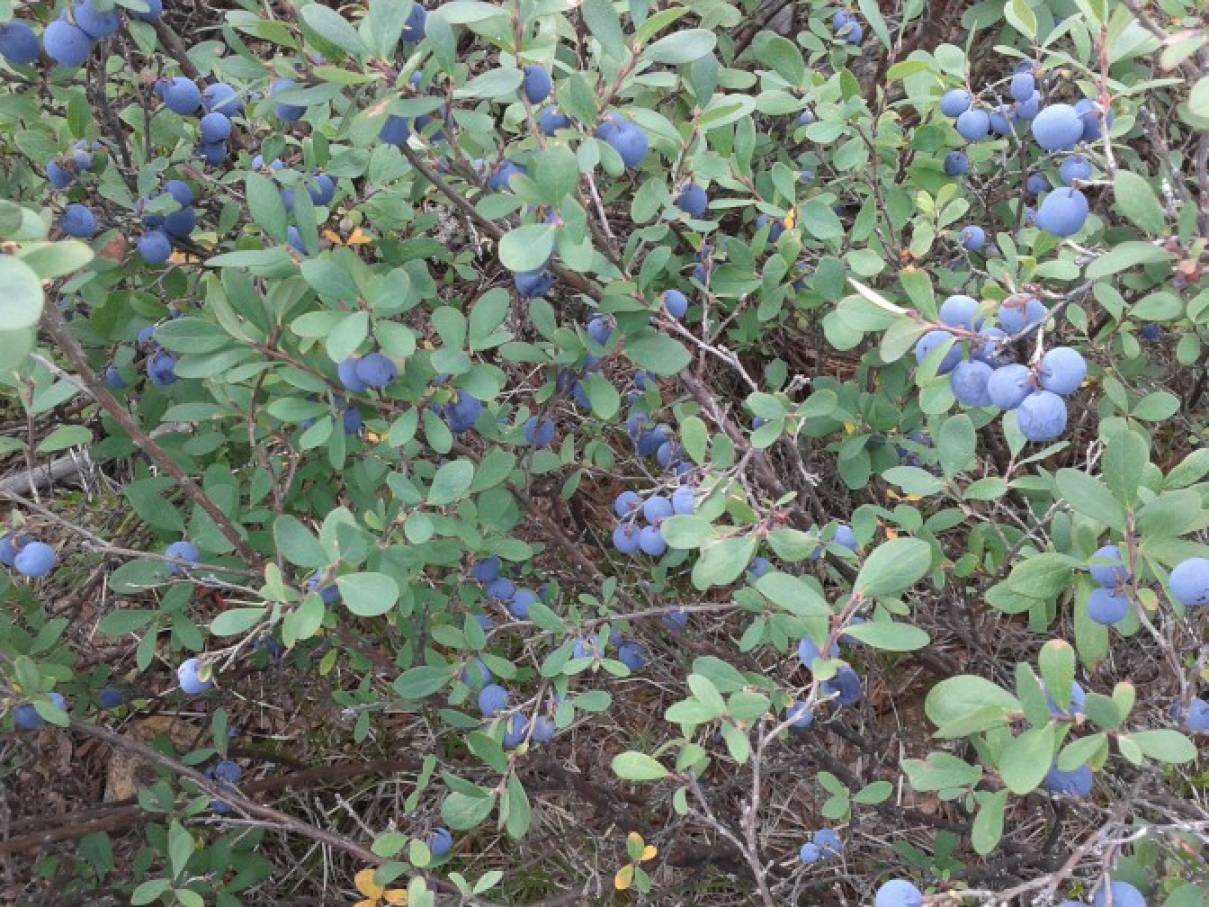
0 534 57 578
610 476 695 558
914 292 1087 443
940 62 1110 238
797 827 842 865
0 0 161 71
475 683 556 749
11 684 124 731
830 10 863 45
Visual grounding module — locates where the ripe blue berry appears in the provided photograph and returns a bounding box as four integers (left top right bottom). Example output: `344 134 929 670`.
43 20 93 68
1035 187 1089 237
60 203 97 238
14 541 56 578
939 89 971 118
951 360 994 407
177 657 213 695
1169 557 1209 607
1016 390 1067 441
955 108 990 141
1038 347 1086 395
522 64 551 104
1088 545 1128 589
1031 104 1083 151
959 224 986 251
675 183 708 218
914 330 961 374
1087 587 1129 625
943 151 968 176
270 78 304 121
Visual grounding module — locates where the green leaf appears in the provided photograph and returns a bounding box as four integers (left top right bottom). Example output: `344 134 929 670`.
751 33 805 85
626 333 691 376
1112 171 1165 234
1055 469 1127 530
938 414 975 479
325 310 369 364
454 67 524 100
393 665 454 698
498 224 556 274
692 535 757 590
441 790 496 829
130 879 171 905
1085 242 1173 279
337 572 400 617
209 607 266 637
36 424 92 453
925 675 1020 728
274 515 328 568
581 0 628 59
611 751 669 781
364 0 409 57
1190 75 1209 118
643 29 715 65
1038 640 1076 711
429 459 475 506
842 620 930 651
971 790 1008 855
853 538 932 597
883 466 946 496
300 3 368 58
998 725 1055 794
1102 430 1149 508
533 144 580 205
660 515 715 549
0 255 44 331
245 172 287 243
168 820 194 879
1126 729 1197 763
1004 0 1037 37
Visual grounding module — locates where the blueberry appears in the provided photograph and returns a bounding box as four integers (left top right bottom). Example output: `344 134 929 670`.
523 416 555 448
638 525 667 557
597 118 648 168
165 540 200 575
1016 390 1067 441
662 289 689 319
874 880 924 907
509 588 537 620
939 89 971 118
147 351 178 386
177 657 213 695
1035 187 1089 237
914 330 961 374
537 106 571 135
446 391 483 434
661 609 688 631
60 203 97 238
337 357 367 393
428 827 453 858
43 20 93 68
786 700 814 728
1031 104 1083 151
1088 545 1128 589
1059 154 1092 185
305 571 341 604
671 486 695 516
202 82 243 115
47 160 74 189
1010 71 1035 103
833 524 857 551
487 160 526 191
1075 98 1113 142
1038 346 1086 395
401 2 427 41
1169 557 1209 607
955 108 990 142
514 269 554 298
103 365 127 389
613 490 642 517
587 315 612 345
199 111 232 143
943 151 968 176
477 683 508 717
675 183 708 218
522 64 551 104
73 0 120 39
951 360 994 407
1044 762 1092 796
471 557 500 583
1140 323 1161 341
307 173 336 205
1044 679 1086 716
823 666 862 706
799 842 821 864
270 78 304 121
797 634 838 668
1026 172 1050 196
14 541 55 578
160 76 201 115
485 578 515 602
354 352 397 388
612 523 641 554
163 205 196 239
1174 697 1209 733
98 686 123 709
812 828 842 858
748 557 772 580
959 224 986 251
531 715 556 743
938 294 980 330
617 642 646 671
502 713 528 749
0 21 41 65
642 495 673 524
998 296 1047 333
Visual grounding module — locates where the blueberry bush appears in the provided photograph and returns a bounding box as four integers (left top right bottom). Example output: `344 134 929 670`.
0 0 1207 903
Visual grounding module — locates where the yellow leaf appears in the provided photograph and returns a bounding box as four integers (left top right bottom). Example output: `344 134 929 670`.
384 890 408 905
354 900 377 907
365 431 382 443
843 422 856 434
614 865 634 890
321 229 343 245
626 831 644 849
355 868 384 899
885 527 899 539
641 845 657 861
347 228 372 245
